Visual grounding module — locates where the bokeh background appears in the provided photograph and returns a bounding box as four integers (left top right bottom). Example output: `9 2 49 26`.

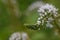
0 0 60 40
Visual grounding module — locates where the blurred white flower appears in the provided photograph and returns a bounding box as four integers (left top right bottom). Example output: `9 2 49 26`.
25 1 45 15
46 22 53 28
41 20 44 25
27 1 44 11
40 16 43 19
45 12 47 15
38 9 45 13
9 32 29 40
36 3 58 28
39 13 45 17
22 32 28 40
38 4 58 17
9 32 21 40
37 21 41 25
38 28 40 30
48 17 54 22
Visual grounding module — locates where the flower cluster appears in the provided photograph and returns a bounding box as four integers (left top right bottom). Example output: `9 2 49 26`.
38 4 58 15
9 32 28 40
36 4 58 28
22 32 28 40
9 32 21 40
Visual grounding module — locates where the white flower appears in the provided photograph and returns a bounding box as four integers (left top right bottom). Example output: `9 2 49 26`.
38 18 41 21
36 3 58 26
38 3 58 14
42 20 44 25
38 8 45 13
27 1 44 11
45 12 47 15
39 4 51 10
39 13 45 17
48 17 54 22
9 32 21 40
22 32 28 40
9 32 29 40
46 22 53 28
37 21 41 25
35 3 59 30
40 16 43 19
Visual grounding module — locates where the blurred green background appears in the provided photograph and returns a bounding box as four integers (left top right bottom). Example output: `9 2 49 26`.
0 0 60 40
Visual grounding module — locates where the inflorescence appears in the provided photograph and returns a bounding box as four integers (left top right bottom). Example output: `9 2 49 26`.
36 4 58 29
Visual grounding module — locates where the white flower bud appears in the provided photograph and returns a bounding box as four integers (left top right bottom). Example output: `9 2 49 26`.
42 20 44 25
38 18 41 20
46 22 53 28
37 21 41 25
45 12 47 15
48 17 54 22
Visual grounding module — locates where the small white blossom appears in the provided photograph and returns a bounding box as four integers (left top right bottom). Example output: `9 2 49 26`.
39 13 45 17
38 8 45 13
37 21 41 25
40 16 43 19
27 1 44 11
38 4 58 16
45 12 47 15
42 20 44 25
9 32 29 40
9 32 21 40
22 32 28 40
36 3 58 28
48 17 54 22
46 22 53 28
39 13 43 16
38 18 41 20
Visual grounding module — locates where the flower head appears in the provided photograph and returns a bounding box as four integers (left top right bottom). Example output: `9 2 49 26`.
38 4 58 14
36 3 58 28
9 32 21 40
9 32 29 40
